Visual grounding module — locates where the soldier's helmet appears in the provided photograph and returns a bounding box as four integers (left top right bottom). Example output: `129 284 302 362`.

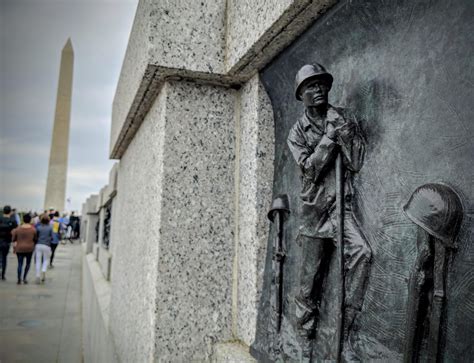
268 194 290 222
403 183 464 246
295 64 333 101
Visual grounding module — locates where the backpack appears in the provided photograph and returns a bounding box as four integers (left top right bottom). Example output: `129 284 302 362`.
52 220 60 234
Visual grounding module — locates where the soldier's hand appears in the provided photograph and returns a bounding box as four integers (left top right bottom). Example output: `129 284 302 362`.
334 121 356 142
325 122 337 140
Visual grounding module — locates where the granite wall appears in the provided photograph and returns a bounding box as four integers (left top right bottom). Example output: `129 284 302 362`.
108 80 244 361
152 81 236 361
109 0 339 159
108 87 167 362
81 194 99 254
81 0 472 361
82 252 118 363
235 75 275 346
84 0 340 360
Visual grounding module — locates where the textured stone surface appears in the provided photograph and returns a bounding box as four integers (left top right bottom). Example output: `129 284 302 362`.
82 194 99 253
82 194 98 214
108 85 168 363
110 0 153 156
84 213 99 254
110 0 228 157
212 342 256 363
83 251 118 363
92 243 100 261
98 246 112 281
107 162 119 198
147 0 226 73
108 200 119 281
153 81 236 361
108 81 238 361
235 75 275 346
225 0 336 74
110 0 337 159
225 0 293 70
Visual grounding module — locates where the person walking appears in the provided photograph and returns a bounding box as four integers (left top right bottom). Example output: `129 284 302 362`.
35 214 53 284
70 212 79 239
49 211 61 268
32 212 40 226
59 213 69 236
0 205 18 280
12 213 37 284
11 208 21 226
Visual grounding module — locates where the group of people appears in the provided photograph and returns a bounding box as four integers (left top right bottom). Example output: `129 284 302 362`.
0 205 80 284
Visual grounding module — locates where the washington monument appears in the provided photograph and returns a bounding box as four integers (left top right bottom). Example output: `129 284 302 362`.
44 38 74 211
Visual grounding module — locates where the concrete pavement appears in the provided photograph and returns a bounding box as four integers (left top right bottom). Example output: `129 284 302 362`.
0 242 82 362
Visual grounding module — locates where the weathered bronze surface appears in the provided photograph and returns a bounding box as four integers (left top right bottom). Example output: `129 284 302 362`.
403 183 464 363
287 64 371 362
250 0 473 361
268 195 290 354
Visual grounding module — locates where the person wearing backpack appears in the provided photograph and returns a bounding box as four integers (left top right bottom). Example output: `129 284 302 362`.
0 205 18 280
49 211 61 268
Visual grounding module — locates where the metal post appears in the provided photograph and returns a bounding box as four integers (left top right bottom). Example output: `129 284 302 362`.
336 153 345 363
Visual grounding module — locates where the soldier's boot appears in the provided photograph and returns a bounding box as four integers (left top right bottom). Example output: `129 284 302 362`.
342 307 361 362
295 296 317 362
343 307 357 341
301 343 313 363
295 295 317 331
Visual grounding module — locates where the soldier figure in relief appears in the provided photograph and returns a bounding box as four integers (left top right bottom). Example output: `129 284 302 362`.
287 64 372 360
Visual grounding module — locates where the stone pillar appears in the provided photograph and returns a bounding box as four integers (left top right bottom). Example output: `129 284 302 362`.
83 194 99 254
109 81 237 362
234 75 274 345
44 38 74 211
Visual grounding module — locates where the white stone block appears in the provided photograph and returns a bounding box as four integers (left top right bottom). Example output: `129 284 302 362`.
92 243 100 261
225 0 294 71
154 81 236 361
83 253 118 362
98 246 112 281
212 342 256 363
110 0 336 159
108 162 119 197
109 85 167 363
110 0 228 157
109 80 237 361
225 0 337 74
84 194 99 214
84 213 99 254
235 74 275 346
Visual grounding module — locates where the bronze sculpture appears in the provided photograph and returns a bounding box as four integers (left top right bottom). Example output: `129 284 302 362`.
403 183 464 363
267 195 290 355
287 64 372 361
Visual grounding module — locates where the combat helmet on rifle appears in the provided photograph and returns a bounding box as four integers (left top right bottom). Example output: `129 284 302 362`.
403 182 464 247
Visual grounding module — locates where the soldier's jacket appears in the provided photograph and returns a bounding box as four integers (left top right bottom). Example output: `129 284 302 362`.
287 105 365 239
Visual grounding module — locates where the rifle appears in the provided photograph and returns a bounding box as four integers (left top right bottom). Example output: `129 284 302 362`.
335 153 345 363
268 194 290 334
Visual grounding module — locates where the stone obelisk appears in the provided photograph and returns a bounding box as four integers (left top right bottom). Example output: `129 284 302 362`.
44 38 74 211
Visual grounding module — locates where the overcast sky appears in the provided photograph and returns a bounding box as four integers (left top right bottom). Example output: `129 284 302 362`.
0 0 138 212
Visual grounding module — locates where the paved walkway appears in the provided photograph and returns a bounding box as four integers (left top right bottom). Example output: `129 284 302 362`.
0 242 82 363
